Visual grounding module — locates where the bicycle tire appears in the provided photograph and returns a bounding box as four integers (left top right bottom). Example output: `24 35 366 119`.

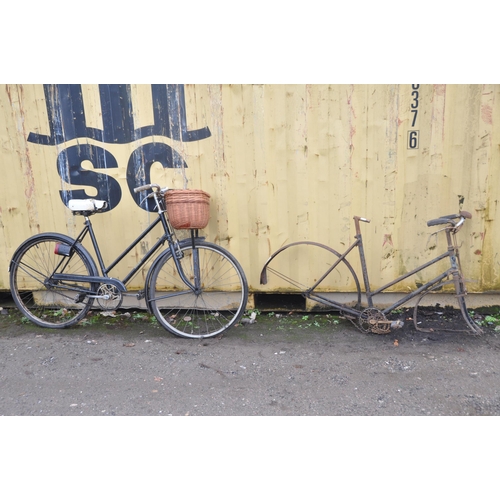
148 241 248 339
9 233 97 328
260 241 362 313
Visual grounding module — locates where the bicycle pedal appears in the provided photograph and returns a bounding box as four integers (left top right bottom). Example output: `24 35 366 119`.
390 320 404 329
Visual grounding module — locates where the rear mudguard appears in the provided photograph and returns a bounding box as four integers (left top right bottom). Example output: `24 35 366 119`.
259 240 362 308
9 232 99 278
260 240 358 285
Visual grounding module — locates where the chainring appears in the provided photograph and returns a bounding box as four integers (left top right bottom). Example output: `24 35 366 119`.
96 284 123 310
358 307 391 334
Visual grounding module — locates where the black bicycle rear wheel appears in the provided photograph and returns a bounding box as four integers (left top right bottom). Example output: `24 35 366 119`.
148 241 248 339
9 234 97 328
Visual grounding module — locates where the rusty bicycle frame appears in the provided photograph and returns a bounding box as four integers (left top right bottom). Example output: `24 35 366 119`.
260 211 482 335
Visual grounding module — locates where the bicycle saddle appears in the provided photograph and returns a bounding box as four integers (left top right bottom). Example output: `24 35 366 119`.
427 211 471 227
67 199 108 214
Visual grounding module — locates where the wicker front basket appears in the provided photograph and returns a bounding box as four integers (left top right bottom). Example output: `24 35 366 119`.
165 189 211 229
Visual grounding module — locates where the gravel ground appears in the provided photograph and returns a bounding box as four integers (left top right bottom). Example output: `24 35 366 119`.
1 306 500 416
1 306 498 498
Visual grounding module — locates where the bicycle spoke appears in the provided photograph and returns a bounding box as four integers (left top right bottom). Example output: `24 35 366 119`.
149 241 248 338
10 235 96 328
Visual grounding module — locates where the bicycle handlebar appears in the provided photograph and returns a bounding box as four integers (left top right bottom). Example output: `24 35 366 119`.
134 184 162 193
427 210 471 228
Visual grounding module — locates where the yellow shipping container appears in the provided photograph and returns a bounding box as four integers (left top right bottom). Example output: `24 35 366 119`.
1 84 499 308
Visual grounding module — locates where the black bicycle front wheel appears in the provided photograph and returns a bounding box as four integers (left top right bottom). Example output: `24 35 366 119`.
9 233 97 328
148 241 248 339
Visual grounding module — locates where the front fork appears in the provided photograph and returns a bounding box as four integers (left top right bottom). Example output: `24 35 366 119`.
169 230 202 295
190 230 202 294
447 229 482 334
446 229 466 295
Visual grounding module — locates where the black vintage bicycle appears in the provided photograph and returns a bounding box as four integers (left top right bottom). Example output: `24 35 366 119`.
9 184 248 339
260 211 482 335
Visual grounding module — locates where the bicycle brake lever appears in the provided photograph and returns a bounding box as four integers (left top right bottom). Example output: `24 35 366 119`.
139 192 155 206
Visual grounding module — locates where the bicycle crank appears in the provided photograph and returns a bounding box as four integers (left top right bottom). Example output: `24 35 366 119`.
96 284 123 310
358 308 404 334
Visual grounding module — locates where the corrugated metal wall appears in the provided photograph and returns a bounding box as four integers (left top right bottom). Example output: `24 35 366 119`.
1 84 499 300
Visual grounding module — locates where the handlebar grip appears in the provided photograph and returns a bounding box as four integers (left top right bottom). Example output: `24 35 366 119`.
427 217 453 227
427 210 472 227
134 184 161 193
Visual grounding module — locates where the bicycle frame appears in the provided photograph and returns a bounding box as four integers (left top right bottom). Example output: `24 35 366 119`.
51 209 199 295
9 183 249 338
307 220 462 318
260 213 481 334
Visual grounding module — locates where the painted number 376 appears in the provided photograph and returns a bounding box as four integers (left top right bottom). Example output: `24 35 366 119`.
408 84 419 149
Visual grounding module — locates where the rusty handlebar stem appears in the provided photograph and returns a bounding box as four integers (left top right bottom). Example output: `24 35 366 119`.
353 216 371 236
